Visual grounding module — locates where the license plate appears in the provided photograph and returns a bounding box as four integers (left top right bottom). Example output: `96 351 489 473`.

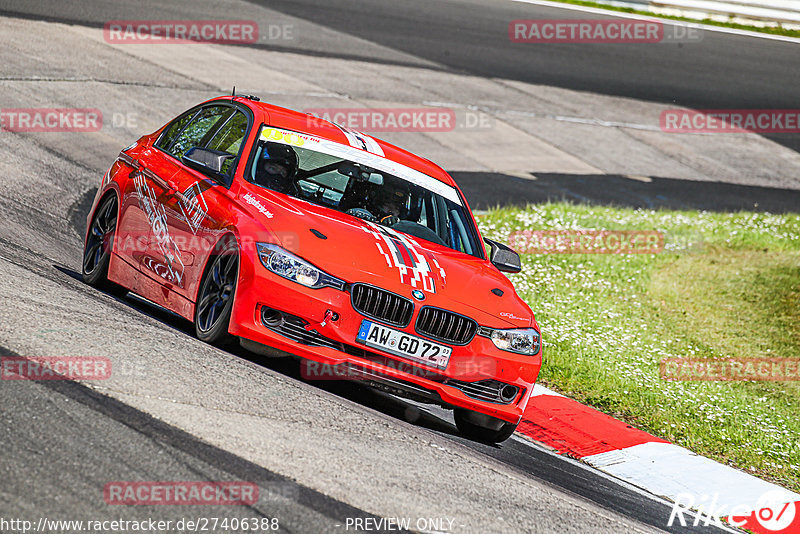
356 320 452 369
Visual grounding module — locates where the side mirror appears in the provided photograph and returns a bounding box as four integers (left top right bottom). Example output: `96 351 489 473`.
484 238 522 273
182 147 235 184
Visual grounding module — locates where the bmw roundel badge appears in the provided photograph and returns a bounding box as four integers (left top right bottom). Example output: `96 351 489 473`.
412 290 425 301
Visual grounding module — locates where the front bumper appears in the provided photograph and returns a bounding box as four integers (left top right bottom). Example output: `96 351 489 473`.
228 255 541 424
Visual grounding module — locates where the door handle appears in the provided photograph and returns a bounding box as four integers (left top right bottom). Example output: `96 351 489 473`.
163 181 178 196
152 172 179 197
131 159 180 197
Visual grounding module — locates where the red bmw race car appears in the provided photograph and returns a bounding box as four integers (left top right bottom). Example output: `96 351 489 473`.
83 95 542 443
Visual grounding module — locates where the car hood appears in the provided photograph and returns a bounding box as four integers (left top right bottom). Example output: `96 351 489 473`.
245 189 534 329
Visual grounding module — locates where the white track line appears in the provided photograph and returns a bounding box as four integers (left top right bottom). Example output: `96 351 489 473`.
512 0 800 44
531 383 566 397
404 393 740 531
511 435 742 533
584 442 800 517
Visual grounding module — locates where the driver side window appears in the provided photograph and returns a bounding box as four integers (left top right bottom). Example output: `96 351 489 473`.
206 110 249 175
155 109 197 152
162 105 231 159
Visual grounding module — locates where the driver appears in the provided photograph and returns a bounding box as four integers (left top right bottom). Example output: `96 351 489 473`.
255 142 298 194
373 185 408 225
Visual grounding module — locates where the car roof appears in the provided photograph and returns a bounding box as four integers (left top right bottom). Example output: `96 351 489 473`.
210 96 457 187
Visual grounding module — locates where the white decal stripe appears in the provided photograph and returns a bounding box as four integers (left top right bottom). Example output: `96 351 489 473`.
393 230 434 292
374 242 393 267
358 131 385 157
338 126 364 150
430 256 446 281
337 125 386 157
133 173 185 286
361 222 438 293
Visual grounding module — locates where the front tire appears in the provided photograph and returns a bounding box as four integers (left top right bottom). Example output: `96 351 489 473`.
195 238 239 345
454 409 518 444
82 194 126 296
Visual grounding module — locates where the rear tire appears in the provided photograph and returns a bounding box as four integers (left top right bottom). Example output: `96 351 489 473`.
195 238 239 346
82 194 127 297
454 409 518 444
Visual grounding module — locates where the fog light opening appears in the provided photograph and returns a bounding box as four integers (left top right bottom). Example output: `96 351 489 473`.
261 307 284 328
500 385 518 403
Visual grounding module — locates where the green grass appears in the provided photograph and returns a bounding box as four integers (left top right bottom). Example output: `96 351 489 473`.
477 204 800 491
538 0 800 39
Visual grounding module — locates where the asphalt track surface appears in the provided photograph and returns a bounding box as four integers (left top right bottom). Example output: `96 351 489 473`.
257 0 800 153
3 0 798 109
0 345 383 532
1 0 795 532
1 0 797 152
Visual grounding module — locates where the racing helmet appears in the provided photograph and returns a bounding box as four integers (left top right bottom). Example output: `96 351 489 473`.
373 182 409 220
256 142 299 192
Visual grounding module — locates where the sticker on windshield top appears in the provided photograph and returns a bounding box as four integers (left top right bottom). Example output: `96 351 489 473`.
261 127 308 148
258 125 462 206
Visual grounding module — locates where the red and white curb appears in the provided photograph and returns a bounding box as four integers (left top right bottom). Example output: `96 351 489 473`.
519 384 800 532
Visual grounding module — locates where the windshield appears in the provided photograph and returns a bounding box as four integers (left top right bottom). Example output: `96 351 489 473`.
247 125 483 258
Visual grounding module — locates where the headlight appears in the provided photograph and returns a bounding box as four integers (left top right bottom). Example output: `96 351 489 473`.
480 327 540 355
256 243 346 290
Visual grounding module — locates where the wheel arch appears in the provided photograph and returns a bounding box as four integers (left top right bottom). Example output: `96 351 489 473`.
192 229 241 304
84 186 122 244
